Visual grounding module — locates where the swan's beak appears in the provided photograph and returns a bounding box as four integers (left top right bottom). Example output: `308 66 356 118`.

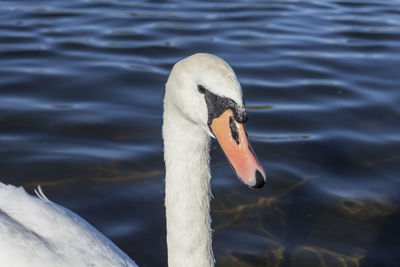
210 109 266 189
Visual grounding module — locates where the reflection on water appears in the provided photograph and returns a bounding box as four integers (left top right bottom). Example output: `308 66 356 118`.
1 0 400 266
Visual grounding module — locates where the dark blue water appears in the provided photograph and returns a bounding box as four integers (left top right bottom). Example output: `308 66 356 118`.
1 0 400 266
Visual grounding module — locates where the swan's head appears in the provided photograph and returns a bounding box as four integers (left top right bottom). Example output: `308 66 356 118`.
166 53 266 189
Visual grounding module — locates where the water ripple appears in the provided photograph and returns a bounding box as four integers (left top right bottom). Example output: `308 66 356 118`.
1 0 399 266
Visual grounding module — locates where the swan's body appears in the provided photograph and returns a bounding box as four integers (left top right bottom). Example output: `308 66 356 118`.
0 53 266 267
0 184 136 267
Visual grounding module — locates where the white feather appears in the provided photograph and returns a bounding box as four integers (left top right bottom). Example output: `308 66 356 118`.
34 186 50 202
0 183 137 267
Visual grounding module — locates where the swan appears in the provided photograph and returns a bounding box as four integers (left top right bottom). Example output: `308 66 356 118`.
0 53 266 267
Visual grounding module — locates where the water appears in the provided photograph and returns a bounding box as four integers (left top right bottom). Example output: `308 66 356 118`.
1 0 399 266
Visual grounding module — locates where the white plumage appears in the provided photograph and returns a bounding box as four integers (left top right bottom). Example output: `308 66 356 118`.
0 183 136 267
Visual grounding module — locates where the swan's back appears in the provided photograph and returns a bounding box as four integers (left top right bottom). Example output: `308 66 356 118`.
0 183 137 267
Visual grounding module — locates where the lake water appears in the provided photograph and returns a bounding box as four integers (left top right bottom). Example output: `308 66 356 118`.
1 0 399 266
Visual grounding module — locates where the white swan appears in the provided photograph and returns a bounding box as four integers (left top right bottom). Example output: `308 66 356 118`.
0 53 266 267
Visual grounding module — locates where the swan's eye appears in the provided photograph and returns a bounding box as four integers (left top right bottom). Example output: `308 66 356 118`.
198 85 207 94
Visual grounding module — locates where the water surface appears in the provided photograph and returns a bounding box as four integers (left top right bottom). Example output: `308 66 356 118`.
1 0 399 266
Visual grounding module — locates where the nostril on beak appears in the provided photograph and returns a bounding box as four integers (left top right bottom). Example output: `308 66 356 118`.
251 170 265 189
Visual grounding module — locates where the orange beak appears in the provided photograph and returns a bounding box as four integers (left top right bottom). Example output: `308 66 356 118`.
210 109 266 189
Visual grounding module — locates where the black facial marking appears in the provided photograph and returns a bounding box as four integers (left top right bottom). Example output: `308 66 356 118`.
236 109 248 123
197 85 247 133
229 116 239 145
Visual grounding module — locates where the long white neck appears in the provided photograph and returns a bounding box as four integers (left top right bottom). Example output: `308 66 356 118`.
162 92 214 267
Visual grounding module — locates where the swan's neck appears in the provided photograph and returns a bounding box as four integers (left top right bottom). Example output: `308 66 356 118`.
163 95 214 267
